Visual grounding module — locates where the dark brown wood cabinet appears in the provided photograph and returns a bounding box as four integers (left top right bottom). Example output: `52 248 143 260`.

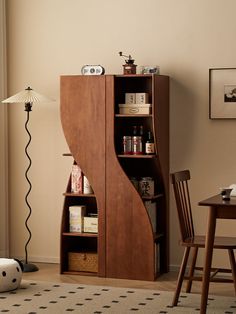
60 74 169 281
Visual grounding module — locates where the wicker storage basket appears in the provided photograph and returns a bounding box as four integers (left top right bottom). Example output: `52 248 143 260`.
68 252 98 273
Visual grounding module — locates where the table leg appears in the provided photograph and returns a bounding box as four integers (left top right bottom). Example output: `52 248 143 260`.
200 206 216 314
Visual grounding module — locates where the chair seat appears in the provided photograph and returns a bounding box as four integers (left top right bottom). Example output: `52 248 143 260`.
181 235 236 249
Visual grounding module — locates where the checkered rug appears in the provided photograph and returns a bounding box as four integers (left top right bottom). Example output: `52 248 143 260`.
0 280 235 313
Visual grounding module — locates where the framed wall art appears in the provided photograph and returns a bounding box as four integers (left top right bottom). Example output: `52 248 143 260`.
209 68 236 119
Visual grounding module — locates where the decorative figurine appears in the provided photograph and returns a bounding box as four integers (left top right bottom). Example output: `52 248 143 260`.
119 52 137 75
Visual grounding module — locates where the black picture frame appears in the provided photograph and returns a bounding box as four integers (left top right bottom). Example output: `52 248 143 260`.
209 67 236 119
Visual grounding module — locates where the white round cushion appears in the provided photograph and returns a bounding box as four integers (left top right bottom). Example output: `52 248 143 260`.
0 258 22 292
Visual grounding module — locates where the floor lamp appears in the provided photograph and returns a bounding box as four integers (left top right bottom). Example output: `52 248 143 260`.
2 87 52 272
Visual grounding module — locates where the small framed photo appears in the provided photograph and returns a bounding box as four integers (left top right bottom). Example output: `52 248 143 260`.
209 68 236 119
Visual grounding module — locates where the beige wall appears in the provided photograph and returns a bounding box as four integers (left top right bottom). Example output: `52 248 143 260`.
0 0 8 257
5 0 236 269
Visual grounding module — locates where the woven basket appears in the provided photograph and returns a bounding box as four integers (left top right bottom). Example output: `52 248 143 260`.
68 252 98 273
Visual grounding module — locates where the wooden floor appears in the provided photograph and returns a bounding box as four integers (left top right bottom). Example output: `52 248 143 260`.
22 263 235 297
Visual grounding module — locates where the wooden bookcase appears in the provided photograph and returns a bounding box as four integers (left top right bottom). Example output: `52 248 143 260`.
60 74 169 281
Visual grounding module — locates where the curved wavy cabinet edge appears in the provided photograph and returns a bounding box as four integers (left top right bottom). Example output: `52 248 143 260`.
60 76 106 276
105 76 156 280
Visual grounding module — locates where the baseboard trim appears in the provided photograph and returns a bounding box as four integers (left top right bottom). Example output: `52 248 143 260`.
0 250 9 258
10 256 60 264
169 264 180 272
12 256 176 268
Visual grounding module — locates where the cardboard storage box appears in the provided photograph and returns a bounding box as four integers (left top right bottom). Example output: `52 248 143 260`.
69 205 86 232
135 93 149 104
125 93 136 104
68 252 98 273
83 217 98 233
144 201 157 232
118 103 151 115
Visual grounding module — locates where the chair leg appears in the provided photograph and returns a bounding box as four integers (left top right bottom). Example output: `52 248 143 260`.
186 246 198 293
172 246 190 306
228 249 236 296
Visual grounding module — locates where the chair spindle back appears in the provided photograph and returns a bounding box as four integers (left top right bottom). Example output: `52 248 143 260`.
171 170 195 241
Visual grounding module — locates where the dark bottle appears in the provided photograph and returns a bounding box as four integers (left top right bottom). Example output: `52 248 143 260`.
145 131 155 154
132 125 138 136
139 125 144 152
139 125 144 137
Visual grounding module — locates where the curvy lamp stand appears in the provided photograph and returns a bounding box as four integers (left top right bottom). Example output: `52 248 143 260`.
2 86 52 273
23 102 38 272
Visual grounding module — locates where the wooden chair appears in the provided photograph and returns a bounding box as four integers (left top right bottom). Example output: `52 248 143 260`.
170 170 236 306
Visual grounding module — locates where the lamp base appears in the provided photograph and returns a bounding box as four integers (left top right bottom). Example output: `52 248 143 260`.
22 262 39 272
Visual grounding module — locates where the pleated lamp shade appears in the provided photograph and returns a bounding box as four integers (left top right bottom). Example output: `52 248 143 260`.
2 87 52 103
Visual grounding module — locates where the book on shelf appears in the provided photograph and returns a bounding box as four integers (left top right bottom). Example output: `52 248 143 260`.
71 164 83 193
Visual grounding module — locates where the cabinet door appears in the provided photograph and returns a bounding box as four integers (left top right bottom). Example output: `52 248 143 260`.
60 76 106 276
105 76 155 281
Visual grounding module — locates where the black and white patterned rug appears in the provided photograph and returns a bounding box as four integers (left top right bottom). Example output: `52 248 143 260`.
0 280 235 313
